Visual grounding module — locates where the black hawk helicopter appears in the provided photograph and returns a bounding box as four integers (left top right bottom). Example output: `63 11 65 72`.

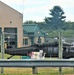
5 41 73 59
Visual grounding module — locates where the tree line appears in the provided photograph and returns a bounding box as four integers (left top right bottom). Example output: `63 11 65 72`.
23 6 74 37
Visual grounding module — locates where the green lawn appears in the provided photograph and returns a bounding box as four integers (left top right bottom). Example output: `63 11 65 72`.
0 53 20 59
0 67 73 75
0 54 74 75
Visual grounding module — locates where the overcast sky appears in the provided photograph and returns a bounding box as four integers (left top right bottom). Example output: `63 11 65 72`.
1 0 74 22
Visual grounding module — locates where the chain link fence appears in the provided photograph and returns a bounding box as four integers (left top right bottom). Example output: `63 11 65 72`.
0 30 74 75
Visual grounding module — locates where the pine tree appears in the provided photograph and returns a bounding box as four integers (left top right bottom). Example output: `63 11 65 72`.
45 6 66 30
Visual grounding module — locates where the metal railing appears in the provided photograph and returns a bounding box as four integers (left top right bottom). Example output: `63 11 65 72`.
0 59 74 74
0 59 74 67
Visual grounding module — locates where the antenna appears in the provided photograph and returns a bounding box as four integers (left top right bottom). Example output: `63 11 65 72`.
22 0 24 14
20 0 24 14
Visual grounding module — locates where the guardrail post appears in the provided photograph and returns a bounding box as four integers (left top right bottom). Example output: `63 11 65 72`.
32 67 38 74
59 67 62 75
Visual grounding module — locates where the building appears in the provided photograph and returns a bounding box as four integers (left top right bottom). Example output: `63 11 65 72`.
23 24 45 47
0 1 23 48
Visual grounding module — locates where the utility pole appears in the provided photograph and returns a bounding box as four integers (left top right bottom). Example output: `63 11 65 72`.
1 32 5 74
58 31 63 75
59 31 63 59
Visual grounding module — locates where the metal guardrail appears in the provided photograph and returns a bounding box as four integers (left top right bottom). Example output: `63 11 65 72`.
0 59 74 67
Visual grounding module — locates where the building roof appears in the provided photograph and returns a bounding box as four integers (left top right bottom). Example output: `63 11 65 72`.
23 24 45 37
23 24 38 33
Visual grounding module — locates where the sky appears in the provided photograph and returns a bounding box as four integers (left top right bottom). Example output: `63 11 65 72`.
1 0 74 22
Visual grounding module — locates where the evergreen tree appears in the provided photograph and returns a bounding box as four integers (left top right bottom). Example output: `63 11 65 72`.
45 6 66 30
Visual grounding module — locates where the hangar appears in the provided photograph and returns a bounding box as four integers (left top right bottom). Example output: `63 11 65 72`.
0 1 23 48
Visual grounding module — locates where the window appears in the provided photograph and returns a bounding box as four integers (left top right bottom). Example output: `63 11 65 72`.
23 39 28 45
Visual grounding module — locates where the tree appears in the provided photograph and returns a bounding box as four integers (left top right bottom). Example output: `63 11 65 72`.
23 20 37 24
23 21 47 31
45 6 66 30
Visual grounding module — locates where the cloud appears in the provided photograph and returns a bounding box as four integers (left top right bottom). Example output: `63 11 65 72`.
1 0 23 5
1 0 24 13
24 15 45 22
26 0 49 5
1 0 74 22
24 0 74 22
66 14 74 22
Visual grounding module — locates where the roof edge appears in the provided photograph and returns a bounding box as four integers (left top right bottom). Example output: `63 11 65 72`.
0 1 23 15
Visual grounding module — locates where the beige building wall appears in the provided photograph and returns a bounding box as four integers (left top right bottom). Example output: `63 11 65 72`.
0 1 23 47
23 36 44 47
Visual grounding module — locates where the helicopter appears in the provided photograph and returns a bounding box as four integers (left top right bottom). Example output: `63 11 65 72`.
5 41 73 59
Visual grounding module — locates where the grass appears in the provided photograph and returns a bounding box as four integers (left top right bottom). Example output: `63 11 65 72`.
0 67 73 75
0 53 20 59
0 54 74 75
